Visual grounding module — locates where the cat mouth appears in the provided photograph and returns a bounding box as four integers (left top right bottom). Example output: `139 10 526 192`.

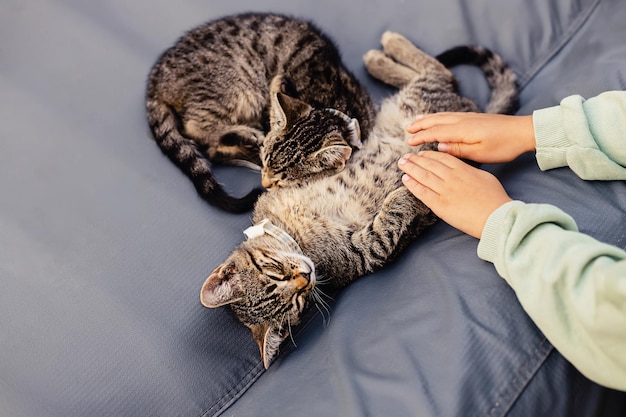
295 271 315 293
261 176 276 189
285 252 316 288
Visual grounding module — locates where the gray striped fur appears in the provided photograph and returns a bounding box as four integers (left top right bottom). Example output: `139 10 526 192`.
146 13 376 213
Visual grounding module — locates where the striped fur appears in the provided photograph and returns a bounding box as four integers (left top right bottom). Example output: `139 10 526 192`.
435 45 519 114
261 45 519 189
201 32 519 367
146 13 375 213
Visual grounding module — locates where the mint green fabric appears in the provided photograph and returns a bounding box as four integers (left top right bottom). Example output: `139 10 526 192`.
478 91 626 390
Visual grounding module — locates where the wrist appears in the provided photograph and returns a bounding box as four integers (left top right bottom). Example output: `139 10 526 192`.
477 200 525 260
522 115 536 153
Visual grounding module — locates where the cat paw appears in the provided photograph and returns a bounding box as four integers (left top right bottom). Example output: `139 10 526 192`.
363 50 392 78
380 31 437 74
213 127 264 164
380 31 418 57
420 141 438 152
363 49 417 88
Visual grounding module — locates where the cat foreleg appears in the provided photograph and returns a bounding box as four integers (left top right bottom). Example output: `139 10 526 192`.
349 187 437 275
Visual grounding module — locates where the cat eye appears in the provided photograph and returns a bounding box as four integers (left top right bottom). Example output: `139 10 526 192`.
264 269 287 280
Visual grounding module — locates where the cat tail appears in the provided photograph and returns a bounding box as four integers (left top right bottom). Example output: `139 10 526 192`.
146 99 264 213
436 46 519 115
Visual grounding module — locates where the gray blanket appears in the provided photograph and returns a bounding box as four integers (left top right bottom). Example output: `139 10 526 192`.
2 0 625 416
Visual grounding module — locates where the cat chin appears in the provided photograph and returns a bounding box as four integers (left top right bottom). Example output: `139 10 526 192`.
247 314 300 369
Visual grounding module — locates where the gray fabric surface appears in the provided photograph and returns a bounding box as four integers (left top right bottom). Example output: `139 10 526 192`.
1 0 625 416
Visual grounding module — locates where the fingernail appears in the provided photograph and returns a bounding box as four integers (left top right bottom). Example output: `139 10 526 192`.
438 143 449 152
398 157 407 165
402 174 410 182
415 114 424 120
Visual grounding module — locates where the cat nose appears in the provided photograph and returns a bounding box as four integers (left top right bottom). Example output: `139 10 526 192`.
261 176 274 189
293 272 312 290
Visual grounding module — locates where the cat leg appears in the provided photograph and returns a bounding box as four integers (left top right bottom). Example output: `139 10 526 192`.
349 187 437 276
269 74 298 98
380 32 451 78
363 49 418 89
213 125 265 166
183 116 265 166
378 33 480 117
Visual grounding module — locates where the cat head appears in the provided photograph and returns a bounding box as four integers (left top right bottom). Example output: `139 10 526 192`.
260 92 362 189
200 226 316 368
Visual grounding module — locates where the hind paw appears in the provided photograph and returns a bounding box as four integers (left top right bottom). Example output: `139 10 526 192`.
363 50 394 77
363 49 418 88
380 31 443 75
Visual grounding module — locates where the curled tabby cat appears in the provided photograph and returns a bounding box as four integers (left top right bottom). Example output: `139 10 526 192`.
146 13 376 213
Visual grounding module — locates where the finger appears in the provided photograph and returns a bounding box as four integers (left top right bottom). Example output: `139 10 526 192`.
401 173 439 208
405 112 463 133
407 132 438 146
416 151 488 181
436 142 467 159
408 122 469 147
398 154 446 191
414 150 464 170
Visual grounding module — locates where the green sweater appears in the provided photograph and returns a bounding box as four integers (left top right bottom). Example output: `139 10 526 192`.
477 91 626 391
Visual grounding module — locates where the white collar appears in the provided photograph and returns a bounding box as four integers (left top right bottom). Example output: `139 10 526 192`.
243 219 303 254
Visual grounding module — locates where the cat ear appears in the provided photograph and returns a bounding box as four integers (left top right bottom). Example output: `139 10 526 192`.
325 108 362 149
250 322 288 369
346 118 362 149
312 144 353 171
200 264 244 308
270 92 312 129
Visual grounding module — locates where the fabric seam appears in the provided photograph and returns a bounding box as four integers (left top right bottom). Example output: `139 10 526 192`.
517 0 602 90
202 361 265 417
485 337 554 417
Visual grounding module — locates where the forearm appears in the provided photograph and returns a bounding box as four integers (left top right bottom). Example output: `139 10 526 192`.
478 201 626 390
533 91 626 180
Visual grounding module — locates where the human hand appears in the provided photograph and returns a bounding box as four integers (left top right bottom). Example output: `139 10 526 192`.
398 151 512 239
406 112 536 163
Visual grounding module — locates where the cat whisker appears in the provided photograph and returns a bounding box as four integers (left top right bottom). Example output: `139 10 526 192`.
284 313 297 348
312 289 332 327
313 274 332 286
313 285 334 301
230 159 261 171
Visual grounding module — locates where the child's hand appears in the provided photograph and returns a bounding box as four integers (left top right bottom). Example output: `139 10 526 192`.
398 151 512 239
406 112 536 163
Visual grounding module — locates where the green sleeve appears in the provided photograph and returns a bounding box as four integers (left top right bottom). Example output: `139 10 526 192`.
533 90 626 180
477 201 626 390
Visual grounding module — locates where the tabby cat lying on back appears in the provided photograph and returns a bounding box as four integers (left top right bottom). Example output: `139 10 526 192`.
146 13 376 213
200 32 518 368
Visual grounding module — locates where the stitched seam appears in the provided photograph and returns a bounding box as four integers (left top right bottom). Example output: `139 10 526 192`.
202 297 328 416
201 361 265 417
517 0 602 90
484 337 554 417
